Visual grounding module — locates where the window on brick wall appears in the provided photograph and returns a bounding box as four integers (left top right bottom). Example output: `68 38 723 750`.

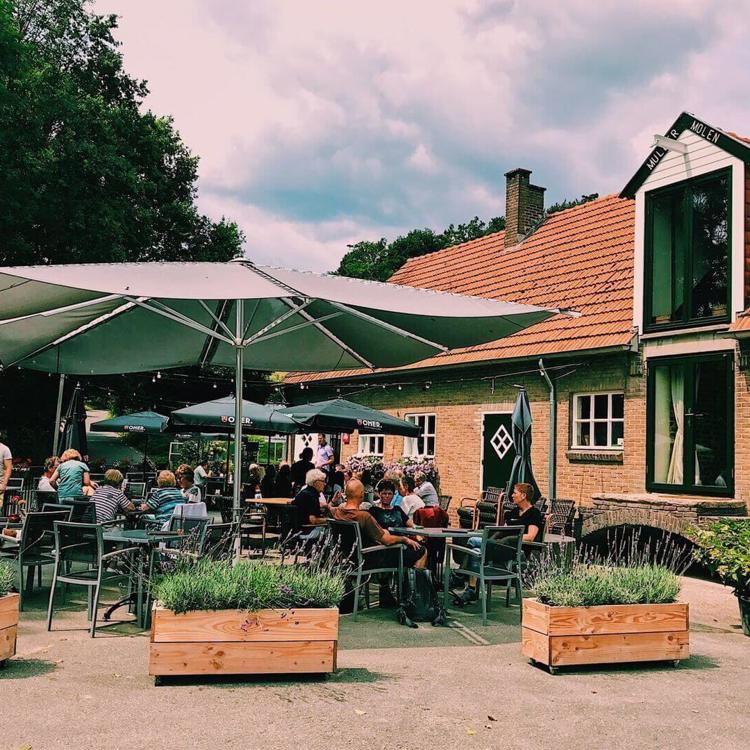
358 434 384 456
404 414 436 457
571 393 624 450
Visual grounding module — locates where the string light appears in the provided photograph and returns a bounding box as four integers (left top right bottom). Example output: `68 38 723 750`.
156 371 162 379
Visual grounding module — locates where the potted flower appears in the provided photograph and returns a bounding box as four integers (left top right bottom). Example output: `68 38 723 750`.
149 557 346 684
692 520 750 636
0 559 19 667
522 560 688 673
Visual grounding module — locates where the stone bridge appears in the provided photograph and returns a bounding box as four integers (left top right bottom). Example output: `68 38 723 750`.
580 493 748 540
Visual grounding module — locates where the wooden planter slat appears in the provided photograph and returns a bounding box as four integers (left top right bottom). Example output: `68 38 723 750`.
0 593 19 662
149 606 339 678
549 631 689 665
150 640 335 676
151 607 338 643
522 599 689 671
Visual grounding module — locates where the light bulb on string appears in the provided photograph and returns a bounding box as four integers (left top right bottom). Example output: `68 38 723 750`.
156 371 162 379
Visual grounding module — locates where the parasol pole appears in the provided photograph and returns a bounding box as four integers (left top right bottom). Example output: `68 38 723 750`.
52 373 66 456
233 300 244 558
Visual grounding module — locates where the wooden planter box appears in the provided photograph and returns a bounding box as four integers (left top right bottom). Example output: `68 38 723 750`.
522 598 689 673
149 606 339 683
0 593 20 666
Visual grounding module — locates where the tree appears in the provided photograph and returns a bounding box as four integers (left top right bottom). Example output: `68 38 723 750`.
0 0 247 459
0 0 244 265
336 215 505 281
546 193 599 215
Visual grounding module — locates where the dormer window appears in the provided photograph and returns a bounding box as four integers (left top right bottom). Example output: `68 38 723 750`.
644 168 730 331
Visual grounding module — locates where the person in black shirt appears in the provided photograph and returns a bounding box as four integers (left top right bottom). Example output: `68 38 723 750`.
291 468 328 527
259 465 276 498
368 479 409 530
290 447 315 494
274 463 293 498
455 482 543 604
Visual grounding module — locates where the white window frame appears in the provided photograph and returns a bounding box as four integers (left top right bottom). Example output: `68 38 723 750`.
571 392 624 450
357 434 384 456
403 413 436 458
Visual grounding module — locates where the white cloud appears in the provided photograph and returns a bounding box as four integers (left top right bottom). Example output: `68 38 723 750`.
95 0 750 270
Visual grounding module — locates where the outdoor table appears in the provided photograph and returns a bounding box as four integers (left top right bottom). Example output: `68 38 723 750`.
247 497 293 507
392 526 474 539
391 526 475 577
103 528 180 628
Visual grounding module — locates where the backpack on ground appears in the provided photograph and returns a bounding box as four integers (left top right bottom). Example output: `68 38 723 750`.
397 568 447 628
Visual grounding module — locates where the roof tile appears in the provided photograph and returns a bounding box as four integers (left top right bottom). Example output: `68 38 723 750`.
287 194 635 383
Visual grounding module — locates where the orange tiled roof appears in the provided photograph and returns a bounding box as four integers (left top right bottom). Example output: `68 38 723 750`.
728 311 750 334
287 194 635 383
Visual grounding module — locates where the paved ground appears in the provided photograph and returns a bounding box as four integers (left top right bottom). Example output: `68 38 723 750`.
2 574 749 750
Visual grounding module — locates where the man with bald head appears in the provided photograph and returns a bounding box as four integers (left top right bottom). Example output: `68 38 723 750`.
333 479 427 570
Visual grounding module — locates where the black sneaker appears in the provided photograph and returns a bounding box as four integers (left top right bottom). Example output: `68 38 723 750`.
379 585 398 609
452 587 478 607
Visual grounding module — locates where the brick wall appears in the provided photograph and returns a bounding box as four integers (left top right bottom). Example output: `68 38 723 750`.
327 345 750 516
335 353 645 512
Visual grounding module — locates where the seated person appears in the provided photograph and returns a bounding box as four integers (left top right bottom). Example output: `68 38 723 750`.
333 480 427 573
91 469 136 523
273 463 293 498
259 465 276 498
368 479 411 530
455 482 543 604
398 476 425 519
414 472 439 507
179 467 202 503
37 456 59 493
291 469 329 527
140 470 185 525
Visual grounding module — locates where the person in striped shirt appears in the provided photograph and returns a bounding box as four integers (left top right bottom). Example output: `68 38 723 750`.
141 470 185 524
91 469 135 523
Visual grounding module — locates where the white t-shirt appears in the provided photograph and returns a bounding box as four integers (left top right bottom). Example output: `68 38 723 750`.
194 465 208 487
0 443 11 490
38 476 56 492
399 493 425 518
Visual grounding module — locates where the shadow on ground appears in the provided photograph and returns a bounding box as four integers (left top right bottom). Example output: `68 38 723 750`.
0 658 58 679
338 590 523 651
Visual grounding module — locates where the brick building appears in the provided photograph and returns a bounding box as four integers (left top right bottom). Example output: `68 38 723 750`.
287 112 750 534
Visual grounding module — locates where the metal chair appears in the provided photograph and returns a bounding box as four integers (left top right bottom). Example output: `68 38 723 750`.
201 522 239 560
548 499 576 536
46 521 138 637
0 510 72 610
124 482 146 501
438 494 452 512
457 496 479 529
327 519 405 621
444 525 524 625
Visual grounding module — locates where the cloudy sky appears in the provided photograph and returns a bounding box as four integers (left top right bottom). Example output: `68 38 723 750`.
95 0 750 271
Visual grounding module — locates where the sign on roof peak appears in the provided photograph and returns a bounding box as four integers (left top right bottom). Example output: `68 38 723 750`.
620 111 750 198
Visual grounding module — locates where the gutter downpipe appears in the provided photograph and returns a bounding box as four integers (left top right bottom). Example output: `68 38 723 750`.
538 358 556 500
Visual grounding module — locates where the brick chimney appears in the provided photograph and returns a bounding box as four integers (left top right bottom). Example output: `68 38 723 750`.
504 168 546 248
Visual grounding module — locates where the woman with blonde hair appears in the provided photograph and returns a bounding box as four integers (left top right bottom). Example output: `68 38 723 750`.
50 448 95 500
140 469 184 524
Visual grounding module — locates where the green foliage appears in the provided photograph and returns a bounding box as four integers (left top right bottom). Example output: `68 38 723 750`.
336 216 505 281
0 0 252 458
531 564 680 608
152 558 347 614
691 520 750 598
0 559 15 596
0 0 244 265
546 193 599 216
